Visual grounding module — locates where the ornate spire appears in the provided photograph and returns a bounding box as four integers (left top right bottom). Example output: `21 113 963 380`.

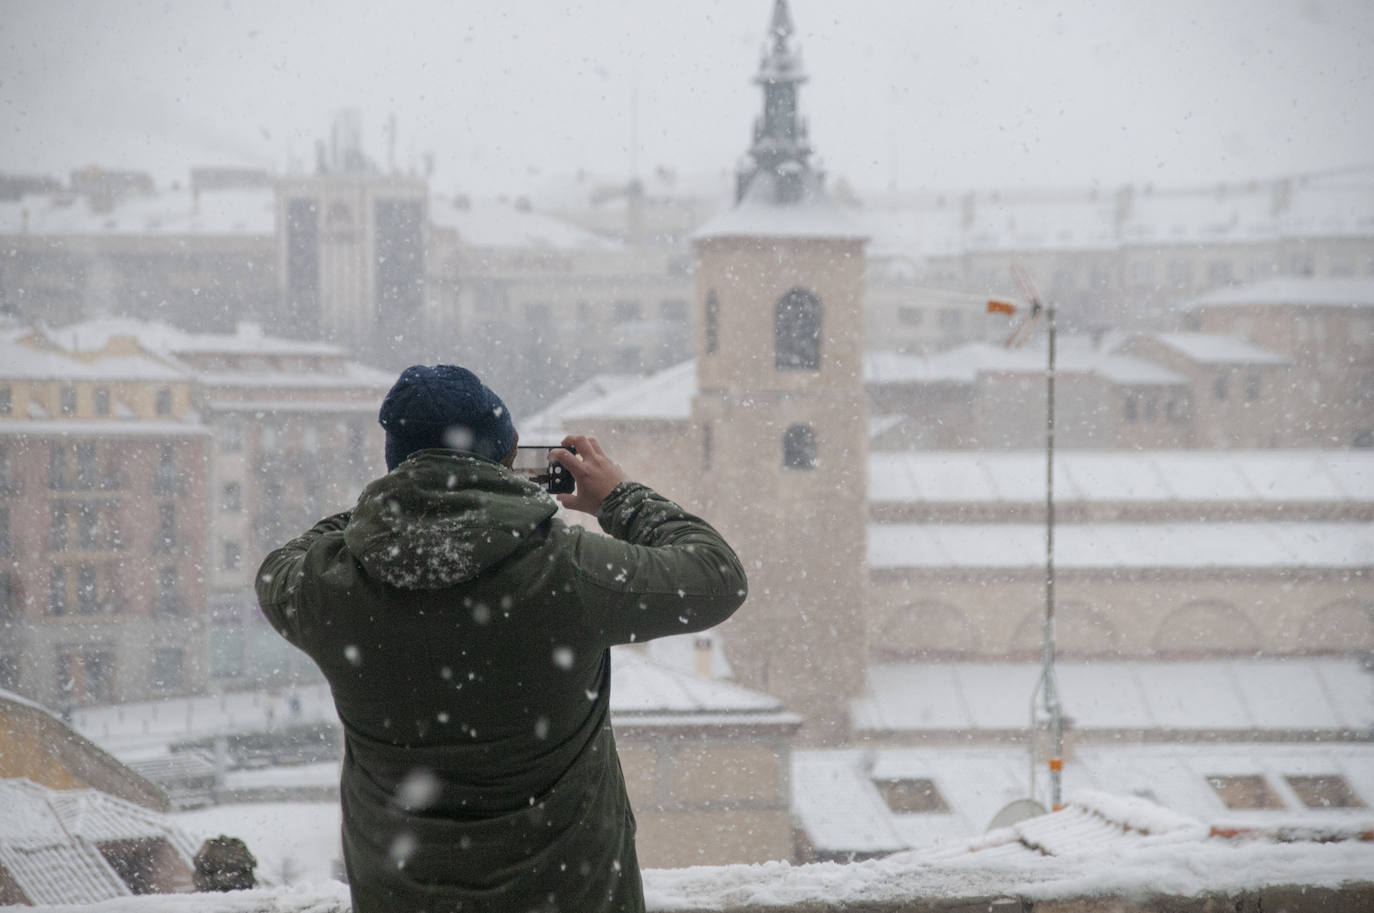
736 0 816 204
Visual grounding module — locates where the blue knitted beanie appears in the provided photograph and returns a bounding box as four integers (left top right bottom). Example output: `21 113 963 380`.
378 365 516 470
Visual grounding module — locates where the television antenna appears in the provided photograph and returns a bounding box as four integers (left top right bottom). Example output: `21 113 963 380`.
988 263 1065 812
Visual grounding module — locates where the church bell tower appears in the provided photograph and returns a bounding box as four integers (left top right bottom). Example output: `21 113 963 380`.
691 0 869 744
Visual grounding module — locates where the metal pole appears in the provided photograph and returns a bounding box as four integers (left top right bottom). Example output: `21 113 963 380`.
1043 300 1064 810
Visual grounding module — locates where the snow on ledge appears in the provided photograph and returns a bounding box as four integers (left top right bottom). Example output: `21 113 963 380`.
20 832 1374 913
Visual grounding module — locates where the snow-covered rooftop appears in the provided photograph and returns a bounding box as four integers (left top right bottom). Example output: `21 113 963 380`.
863 339 1187 386
519 371 643 442
851 659 1373 735
863 170 1374 259
0 336 188 382
1149 332 1291 365
869 450 1374 504
0 187 275 237
0 778 199 906
73 648 784 758
428 195 621 250
869 521 1372 570
794 744 1374 860
13 786 1374 912
1188 277 1374 309
693 174 869 242
558 359 696 422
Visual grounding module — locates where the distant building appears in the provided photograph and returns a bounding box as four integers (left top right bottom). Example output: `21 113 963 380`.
0 328 210 708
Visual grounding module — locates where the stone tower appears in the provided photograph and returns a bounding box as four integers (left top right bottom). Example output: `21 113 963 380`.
690 0 869 744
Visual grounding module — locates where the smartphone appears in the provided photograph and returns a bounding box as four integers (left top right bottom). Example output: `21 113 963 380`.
512 445 575 494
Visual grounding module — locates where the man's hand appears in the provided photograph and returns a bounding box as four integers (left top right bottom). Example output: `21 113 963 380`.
551 434 629 514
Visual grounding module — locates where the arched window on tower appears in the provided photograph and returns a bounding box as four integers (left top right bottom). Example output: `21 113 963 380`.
775 288 822 370
705 290 720 355
782 424 817 470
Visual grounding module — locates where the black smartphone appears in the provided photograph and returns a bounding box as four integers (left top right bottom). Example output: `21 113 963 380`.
512 445 575 494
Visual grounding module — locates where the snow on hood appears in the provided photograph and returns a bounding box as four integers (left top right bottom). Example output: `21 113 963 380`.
343 450 558 591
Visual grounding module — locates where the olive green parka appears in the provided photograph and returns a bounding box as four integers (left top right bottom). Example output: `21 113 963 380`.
256 450 747 913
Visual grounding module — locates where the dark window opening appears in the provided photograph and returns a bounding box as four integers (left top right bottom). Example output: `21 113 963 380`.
783 424 817 470
155 388 173 416
775 288 822 371
1285 775 1366 809
152 649 183 692
1207 774 1284 810
374 198 425 314
705 291 720 355
875 778 951 814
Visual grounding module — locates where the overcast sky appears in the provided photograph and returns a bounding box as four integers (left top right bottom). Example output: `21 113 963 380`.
3 0 1372 198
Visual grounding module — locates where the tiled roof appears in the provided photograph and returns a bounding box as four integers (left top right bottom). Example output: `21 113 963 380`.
0 779 197 905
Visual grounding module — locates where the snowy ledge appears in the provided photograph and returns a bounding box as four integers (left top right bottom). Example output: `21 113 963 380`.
19 840 1374 913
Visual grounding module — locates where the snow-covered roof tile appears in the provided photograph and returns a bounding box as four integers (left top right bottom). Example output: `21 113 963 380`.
429 196 620 250
1152 332 1289 365
1187 277 1374 309
0 188 275 237
870 522 1373 570
609 649 783 716
869 451 1374 504
853 660 1374 735
559 359 696 421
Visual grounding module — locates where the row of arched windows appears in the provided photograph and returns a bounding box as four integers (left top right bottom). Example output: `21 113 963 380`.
704 287 823 371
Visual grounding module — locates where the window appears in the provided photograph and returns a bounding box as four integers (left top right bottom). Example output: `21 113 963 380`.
0 571 14 620
1244 372 1261 402
1207 261 1234 285
223 540 242 572
60 386 77 416
0 652 17 690
702 423 713 470
897 305 923 326
222 482 242 511
76 443 97 489
937 308 962 331
302 426 320 453
1123 394 1138 423
613 347 642 372
775 288 822 371
1214 373 1229 400
1285 775 1366 809
875 778 951 814
49 566 68 615
222 423 243 452
1207 774 1284 810
0 506 9 557
93 387 110 415
49 502 69 550
783 424 817 470
156 566 181 615
705 291 720 355
151 648 183 692
155 503 176 553
155 388 173 415
1166 397 1188 424
0 386 11 414
612 300 642 323
155 445 176 494
77 564 98 614
1142 396 1157 422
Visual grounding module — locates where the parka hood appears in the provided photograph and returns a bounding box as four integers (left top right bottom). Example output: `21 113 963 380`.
344 450 558 590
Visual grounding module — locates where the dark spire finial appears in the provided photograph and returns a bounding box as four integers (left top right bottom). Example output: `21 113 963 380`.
734 0 818 204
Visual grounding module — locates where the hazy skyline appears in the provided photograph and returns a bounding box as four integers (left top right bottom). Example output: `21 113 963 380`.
3 0 1373 198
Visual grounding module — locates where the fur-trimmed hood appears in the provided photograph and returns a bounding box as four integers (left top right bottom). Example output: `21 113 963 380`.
343 450 558 590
